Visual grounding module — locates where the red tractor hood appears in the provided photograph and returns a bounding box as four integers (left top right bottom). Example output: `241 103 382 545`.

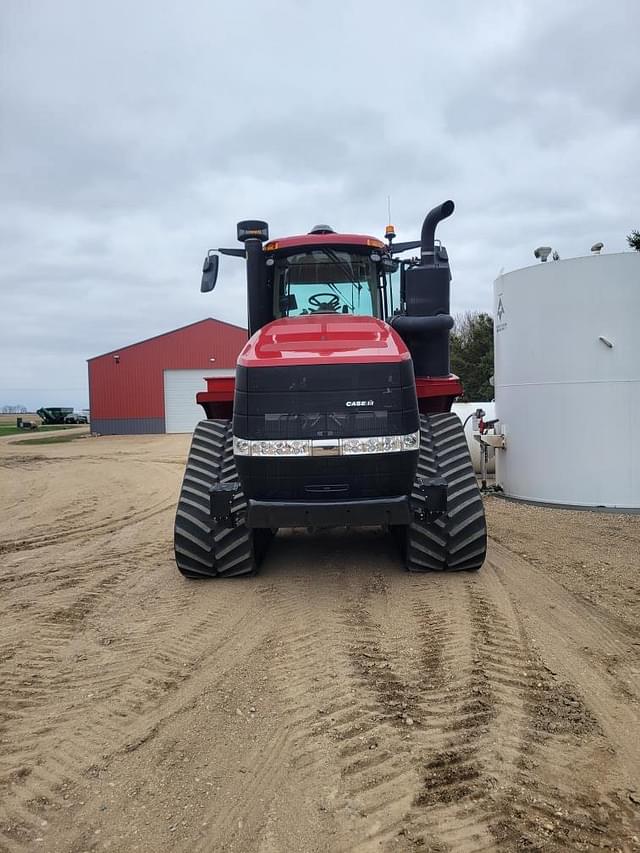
238 315 411 368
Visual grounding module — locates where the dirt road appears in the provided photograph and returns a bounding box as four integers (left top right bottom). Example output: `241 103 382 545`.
1 434 639 852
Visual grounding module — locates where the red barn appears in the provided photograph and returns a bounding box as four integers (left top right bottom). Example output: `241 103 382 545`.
88 318 247 434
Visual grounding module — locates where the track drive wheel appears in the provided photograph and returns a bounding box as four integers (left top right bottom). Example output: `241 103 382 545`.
403 413 487 573
174 420 272 579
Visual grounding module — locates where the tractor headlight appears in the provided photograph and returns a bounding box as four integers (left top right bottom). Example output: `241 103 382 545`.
251 439 310 457
402 431 420 449
342 435 399 454
233 431 420 457
233 437 252 455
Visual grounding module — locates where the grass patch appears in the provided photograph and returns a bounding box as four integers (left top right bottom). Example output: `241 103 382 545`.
0 425 34 436
0 424 85 437
11 433 87 446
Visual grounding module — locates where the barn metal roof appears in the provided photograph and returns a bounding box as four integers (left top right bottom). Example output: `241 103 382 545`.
87 317 245 361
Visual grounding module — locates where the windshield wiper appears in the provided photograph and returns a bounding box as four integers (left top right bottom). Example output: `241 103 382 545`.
317 248 362 310
319 248 362 291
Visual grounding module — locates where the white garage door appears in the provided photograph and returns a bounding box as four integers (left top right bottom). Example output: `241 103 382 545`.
164 369 233 433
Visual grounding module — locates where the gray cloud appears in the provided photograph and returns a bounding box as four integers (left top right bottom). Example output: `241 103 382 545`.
1 0 638 409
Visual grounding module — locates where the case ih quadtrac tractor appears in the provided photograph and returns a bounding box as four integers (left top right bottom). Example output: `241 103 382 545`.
174 201 486 578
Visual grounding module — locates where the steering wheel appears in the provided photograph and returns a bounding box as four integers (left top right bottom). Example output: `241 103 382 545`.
308 292 341 313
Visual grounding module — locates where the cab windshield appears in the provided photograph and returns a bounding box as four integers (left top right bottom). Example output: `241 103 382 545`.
273 248 381 318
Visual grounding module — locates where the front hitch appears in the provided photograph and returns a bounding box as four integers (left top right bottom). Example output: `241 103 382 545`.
209 482 241 526
412 476 448 521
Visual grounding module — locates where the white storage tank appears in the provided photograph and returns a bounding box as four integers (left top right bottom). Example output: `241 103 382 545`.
493 252 640 508
452 402 496 474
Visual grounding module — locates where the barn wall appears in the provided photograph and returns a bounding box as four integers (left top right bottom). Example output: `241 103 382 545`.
88 318 246 434
90 417 165 435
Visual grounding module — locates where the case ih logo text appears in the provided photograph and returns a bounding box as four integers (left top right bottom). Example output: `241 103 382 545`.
346 400 374 407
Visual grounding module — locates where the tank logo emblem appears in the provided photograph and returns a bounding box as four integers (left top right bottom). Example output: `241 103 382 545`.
496 294 507 333
346 400 374 407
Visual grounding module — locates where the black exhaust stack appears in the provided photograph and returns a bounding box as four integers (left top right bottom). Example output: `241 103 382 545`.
420 199 455 259
237 220 272 335
391 200 455 377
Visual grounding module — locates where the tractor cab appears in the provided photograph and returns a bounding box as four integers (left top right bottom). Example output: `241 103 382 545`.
266 229 398 321
202 222 400 327
271 245 381 319
265 225 398 320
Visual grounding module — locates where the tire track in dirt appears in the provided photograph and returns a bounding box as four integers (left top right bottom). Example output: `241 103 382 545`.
192 726 293 853
0 563 132 751
0 543 173 729
52 608 293 853
248 542 426 853
351 576 502 853
481 551 640 851
410 580 531 851
0 455 49 470
0 531 184 760
0 496 176 556
184 581 336 853
0 589 267 853
333 575 430 852
488 541 640 766
28 610 276 853
229 536 636 853
394 572 638 853
0 506 271 853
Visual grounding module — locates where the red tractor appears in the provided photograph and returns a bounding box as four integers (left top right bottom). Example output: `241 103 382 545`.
174 201 486 577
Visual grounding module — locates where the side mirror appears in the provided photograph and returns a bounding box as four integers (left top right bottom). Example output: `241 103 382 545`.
382 256 399 273
200 253 219 292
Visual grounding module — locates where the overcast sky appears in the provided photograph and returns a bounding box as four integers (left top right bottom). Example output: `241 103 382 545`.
1 0 638 409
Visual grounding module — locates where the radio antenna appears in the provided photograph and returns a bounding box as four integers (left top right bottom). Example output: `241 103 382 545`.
385 195 396 245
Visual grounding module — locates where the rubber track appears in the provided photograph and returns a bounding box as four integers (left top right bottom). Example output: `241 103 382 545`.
405 413 487 572
174 420 260 578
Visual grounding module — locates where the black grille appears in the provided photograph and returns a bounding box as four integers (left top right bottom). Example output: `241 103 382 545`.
235 362 418 441
254 410 393 439
235 453 418 501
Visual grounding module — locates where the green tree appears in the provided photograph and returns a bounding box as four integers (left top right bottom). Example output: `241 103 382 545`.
627 230 640 251
450 311 494 401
